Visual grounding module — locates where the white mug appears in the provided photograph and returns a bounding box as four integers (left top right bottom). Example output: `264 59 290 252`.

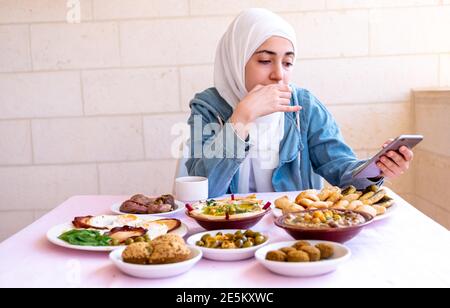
175 176 209 203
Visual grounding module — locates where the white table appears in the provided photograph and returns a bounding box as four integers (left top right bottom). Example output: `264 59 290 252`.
0 188 449 287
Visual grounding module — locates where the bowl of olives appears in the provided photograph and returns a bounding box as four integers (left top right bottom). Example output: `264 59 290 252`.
186 229 269 261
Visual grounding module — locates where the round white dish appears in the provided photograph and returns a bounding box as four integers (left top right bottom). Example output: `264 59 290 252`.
110 246 202 279
255 240 351 277
47 218 188 252
110 200 186 217
186 229 269 261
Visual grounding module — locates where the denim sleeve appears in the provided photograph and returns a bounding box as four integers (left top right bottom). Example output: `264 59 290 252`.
304 92 383 190
185 103 250 197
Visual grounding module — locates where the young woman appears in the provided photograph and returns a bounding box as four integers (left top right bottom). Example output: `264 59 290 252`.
186 8 413 198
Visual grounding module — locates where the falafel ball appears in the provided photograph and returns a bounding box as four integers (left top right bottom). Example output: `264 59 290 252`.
148 234 191 264
122 242 153 264
292 240 311 250
265 250 287 262
315 243 334 259
300 245 321 261
279 247 297 255
287 250 310 262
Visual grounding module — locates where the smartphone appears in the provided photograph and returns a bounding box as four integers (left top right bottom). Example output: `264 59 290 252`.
352 134 423 178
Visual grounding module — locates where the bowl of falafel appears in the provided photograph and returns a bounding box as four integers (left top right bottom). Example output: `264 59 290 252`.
255 240 351 277
109 234 202 279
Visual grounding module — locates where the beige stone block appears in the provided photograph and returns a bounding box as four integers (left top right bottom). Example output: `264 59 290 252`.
413 194 436 220
0 0 93 24
328 102 412 150
0 71 83 119
93 0 188 19
83 68 179 115
34 209 49 220
293 55 439 104
120 17 232 66
0 25 31 72
327 0 439 9
0 120 32 165
440 54 450 87
415 101 450 156
433 205 450 230
415 150 450 209
98 160 177 195
31 22 120 70
190 0 326 15
180 65 213 112
0 164 98 211
143 114 189 160
32 117 144 163
0 211 35 242
370 7 450 55
284 10 368 58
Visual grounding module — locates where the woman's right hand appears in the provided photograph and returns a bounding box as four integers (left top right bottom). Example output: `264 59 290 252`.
229 84 301 140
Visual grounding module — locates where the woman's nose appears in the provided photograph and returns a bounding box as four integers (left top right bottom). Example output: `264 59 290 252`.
270 64 283 81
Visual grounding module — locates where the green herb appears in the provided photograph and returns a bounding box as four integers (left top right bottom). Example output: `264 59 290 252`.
58 229 112 246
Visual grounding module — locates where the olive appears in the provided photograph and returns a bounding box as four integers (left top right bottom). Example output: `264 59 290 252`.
196 240 205 247
244 230 255 238
253 232 262 238
234 239 244 248
254 235 266 245
201 234 211 242
242 240 254 248
225 233 234 240
111 239 120 246
134 237 145 243
216 232 223 236
241 236 248 243
234 230 243 236
143 234 150 241
234 233 243 240
247 237 255 244
125 238 134 245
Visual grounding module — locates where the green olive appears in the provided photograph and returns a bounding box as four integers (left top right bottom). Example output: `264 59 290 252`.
111 239 120 246
216 232 223 236
134 237 145 243
254 235 266 245
143 234 150 241
234 230 243 236
241 236 248 243
244 230 255 238
243 240 254 248
125 238 134 245
201 234 211 242
234 239 244 248
225 233 234 239
253 232 262 238
196 240 205 247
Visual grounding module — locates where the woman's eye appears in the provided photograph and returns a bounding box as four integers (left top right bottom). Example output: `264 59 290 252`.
284 62 293 67
258 60 271 64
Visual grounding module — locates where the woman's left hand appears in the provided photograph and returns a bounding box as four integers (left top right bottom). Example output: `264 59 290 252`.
377 139 414 179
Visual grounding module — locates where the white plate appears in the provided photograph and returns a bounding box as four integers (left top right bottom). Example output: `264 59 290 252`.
255 240 351 277
47 217 188 252
111 200 186 217
186 229 270 261
110 246 202 279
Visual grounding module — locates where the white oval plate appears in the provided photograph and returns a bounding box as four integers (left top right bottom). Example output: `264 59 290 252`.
110 246 202 279
110 200 186 217
47 217 188 252
255 240 351 277
186 229 269 261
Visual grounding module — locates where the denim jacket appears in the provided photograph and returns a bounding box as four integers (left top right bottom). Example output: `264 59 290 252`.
186 86 383 198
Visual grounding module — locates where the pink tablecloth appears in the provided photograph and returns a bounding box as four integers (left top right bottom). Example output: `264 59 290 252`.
0 188 449 287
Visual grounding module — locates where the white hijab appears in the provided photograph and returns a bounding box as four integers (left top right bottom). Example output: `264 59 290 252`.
214 8 297 193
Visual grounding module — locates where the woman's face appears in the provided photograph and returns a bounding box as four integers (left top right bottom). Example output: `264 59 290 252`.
245 36 295 92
